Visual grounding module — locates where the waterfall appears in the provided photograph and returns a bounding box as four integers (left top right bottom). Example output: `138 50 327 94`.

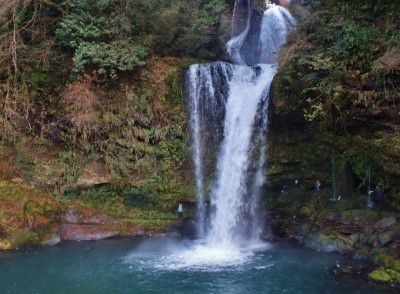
331 155 337 201
366 166 372 208
259 5 296 63
185 1 295 248
207 64 275 247
226 0 253 65
330 155 354 202
185 62 234 236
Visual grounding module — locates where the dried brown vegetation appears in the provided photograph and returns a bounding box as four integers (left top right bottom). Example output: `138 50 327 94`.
60 74 103 141
375 47 400 73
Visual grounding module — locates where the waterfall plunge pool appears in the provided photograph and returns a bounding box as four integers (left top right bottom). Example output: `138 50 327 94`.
0 238 396 293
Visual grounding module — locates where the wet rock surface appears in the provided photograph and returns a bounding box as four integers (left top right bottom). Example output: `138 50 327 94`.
269 205 400 289
179 217 199 239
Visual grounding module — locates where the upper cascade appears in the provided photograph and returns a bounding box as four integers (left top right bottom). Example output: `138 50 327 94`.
226 0 295 65
259 4 296 63
265 0 275 9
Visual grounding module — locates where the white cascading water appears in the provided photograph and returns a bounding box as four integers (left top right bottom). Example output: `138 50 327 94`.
259 4 296 63
183 0 295 263
186 62 234 236
226 0 252 65
206 64 275 247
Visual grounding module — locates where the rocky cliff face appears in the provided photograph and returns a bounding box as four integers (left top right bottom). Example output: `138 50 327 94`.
265 0 400 286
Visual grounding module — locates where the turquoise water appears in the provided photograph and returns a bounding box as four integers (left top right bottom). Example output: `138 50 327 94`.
0 238 396 293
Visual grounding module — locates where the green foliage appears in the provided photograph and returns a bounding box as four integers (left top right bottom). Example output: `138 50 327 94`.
164 71 182 107
55 12 113 48
25 69 58 104
271 0 400 208
11 141 36 181
1 0 229 140
135 0 227 59
80 185 119 207
300 54 345 124
273 0 400 128
54 0 227 77
0 0 68 139
122 187 146 207
331 24 380 68
344 149 375 187
72 40 147 78
22 200 59 219
0 0 223 215
55 1 148 78
58 151 81 194
136 138 189 209
53 57 191 211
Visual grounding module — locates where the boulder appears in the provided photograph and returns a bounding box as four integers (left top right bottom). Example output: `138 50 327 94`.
41 226 61 246
368 267 392 282
377 224 400 247
76 161 112 187
376 217 397 229
303 232 354 252
41 237 61 246
369 267 400 283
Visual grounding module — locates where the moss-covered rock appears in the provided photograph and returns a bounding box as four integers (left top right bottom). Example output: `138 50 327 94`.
300 206 313 217
11 230 40 248
340 209 380 225
0 240 12 250
0 179 61 249
353 246 371 260
303 232 353 252
386 269 400 283
373 250 395 268
368 268 392 282
392 260 400 272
